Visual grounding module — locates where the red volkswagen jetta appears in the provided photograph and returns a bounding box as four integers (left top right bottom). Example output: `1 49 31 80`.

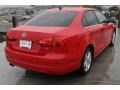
5 7 116 75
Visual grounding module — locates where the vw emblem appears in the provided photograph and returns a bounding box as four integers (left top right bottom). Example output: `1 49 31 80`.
22 32 26 38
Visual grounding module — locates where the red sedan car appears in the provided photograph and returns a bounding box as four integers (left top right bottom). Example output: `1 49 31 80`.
5 7 116 75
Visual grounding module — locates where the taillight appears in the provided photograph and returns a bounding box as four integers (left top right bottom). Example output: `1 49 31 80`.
6 34 11 45
38 37 66 49
39 38 52 46
39 37 53 50
53 37 66 48
52 37 67 53
6 34 16 46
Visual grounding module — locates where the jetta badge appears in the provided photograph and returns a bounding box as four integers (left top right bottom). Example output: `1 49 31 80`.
22 32 26 38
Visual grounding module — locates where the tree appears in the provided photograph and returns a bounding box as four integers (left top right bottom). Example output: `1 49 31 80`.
82 5 103 11
108 6 119 11
91 6 103 11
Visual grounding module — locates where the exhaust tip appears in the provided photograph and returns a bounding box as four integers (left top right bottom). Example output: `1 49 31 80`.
9 63 15 67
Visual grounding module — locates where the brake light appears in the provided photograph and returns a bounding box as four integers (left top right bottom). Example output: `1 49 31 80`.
38 37 53 50
39 38 52 46
38 37 66 49
6 34 11 45
53 37 66 48
6 34 16 46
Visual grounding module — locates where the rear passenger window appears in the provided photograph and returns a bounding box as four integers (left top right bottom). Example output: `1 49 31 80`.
94 11 107 23
84 11 98 26
82 16 88 27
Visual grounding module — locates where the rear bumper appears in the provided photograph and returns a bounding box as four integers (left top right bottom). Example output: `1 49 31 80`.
5 47 80 75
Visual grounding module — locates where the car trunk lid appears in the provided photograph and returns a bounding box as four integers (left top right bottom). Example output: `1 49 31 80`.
7 25 66 55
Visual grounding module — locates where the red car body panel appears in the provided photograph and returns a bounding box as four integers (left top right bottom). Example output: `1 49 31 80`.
5 7 116 75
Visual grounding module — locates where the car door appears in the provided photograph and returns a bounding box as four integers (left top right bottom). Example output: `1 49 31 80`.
94 11 113 47
82 11 104 55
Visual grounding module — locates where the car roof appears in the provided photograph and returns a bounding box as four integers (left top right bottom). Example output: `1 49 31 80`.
47 7 95 12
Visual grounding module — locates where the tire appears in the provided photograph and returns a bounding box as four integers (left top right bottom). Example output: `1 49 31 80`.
80 48 93 75
109 31 116 46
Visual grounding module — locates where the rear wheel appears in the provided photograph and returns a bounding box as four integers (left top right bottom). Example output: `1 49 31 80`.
110 31 116 46
80 48 93 75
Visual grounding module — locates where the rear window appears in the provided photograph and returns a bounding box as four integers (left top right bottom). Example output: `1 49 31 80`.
25 11 76 27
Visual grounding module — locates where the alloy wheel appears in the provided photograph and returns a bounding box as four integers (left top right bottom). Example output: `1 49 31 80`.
84 50 92 72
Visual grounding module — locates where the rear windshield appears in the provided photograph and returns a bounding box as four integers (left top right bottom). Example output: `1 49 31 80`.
25 11 76 27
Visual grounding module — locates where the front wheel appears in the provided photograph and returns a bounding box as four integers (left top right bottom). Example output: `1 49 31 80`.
80 48 93 75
